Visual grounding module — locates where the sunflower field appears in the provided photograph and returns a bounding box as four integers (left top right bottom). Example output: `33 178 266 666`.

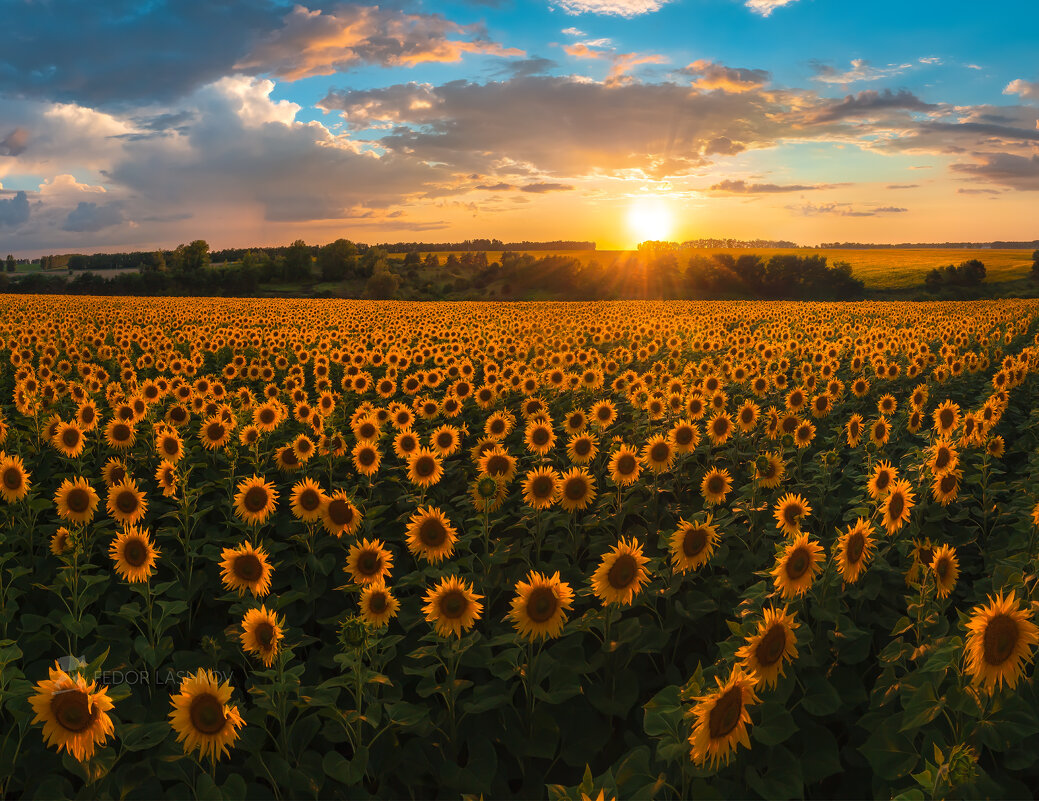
3 295 1039 800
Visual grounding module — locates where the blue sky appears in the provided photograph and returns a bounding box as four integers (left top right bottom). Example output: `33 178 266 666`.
1 0 1037 255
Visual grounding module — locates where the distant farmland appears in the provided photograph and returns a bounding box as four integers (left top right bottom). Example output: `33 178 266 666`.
427 248 1035 289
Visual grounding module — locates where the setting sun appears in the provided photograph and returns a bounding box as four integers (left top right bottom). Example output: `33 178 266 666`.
627 196 674 245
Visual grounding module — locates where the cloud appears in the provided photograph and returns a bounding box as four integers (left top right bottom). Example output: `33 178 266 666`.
788 201 907 217
563 42 666 85
810 58 915 85
886 184 919 189
62 201 124 232
236 4 523 80
519 182 575 192
950 153 1039 191
745 0 801 16
1 128 30 157
496 57 558 78
957 187 1002 195
0 191 30 227
551 0 672 18
1004 79 1039 100
561 27 587 36
708 179 829 193
683 60 770 93
808 89 937 123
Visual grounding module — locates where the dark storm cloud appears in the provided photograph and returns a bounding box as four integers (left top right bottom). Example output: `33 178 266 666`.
0 191 31 227
950 153 1039 191
807 89 937 123
61 201 124 232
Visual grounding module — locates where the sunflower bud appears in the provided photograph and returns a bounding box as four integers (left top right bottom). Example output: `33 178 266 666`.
948 744 978 787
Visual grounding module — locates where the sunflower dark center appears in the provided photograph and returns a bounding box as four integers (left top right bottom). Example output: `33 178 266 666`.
707 685 743 739
2 467 22 490
189 694 228 735
486 455 509 475
936 556 950 580
436 433 453 448
439 589 467 619
163 437 179 455
115 490 139 514
888 493 905 520
112 424 131 441
51 689 98 733
783 504 802 525
526 586 558 623
607 554 637 589
233 553 262 582
171 407 187 422
875 472 890 491
490 420 505 434
259 408 276 424
368 591 388 613
414 456 436 477
650 442 669 462
983 614 1019 665
123 538 148 567
785 548 810 580
617 454 636 474
712 419 728 436
399 436 417 452
206 423 225 441
574 438 592 456
357 551 381 575
359 424 376 440
563 478 587 502
846 532 865 564
682 527 708 558
62 428 81 447
299 489 321 511
531 428 550 446
255 622 276 648
755 624 787 667
419 518 446 546
244 486 268 513
327 499 354 526
939 410 954 428
67 487 91 514
531 475 554 498
707 475 725 495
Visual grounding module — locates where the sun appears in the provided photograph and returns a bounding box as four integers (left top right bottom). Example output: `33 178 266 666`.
627 195 674 245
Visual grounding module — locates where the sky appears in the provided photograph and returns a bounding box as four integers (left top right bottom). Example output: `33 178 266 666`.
1 0 1038 256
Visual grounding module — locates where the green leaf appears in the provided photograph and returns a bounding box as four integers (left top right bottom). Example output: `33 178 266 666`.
860 717 918 780
800 672 841 717
753 702 797 747
119 721 170 751
900 683 943 732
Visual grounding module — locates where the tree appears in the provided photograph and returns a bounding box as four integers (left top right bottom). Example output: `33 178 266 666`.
423 253 440 269
180 240 210 272
284 240 314 281
365 261 399 299
924 268 944 293
317 239 357 281
958 258 986 286
5 254 14 273
1031 249 1039 281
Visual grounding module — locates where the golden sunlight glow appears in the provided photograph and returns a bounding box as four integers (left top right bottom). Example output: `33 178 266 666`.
627 195 674 245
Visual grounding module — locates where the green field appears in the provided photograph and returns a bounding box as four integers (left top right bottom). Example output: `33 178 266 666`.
427 249 1035 289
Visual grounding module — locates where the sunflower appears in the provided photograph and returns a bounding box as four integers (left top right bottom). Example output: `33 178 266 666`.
700 467 732 506
407 448 444 489
590 537 650 606
75 400 99 432
169 669 245 762
54 477 100 524
392 430 420 460
882 479 915 535
931 469 961 506
320 491 363 538
345 538 394 586
669 420 700 454
866 460 897 500
106 478 148 527
927 440 958 477
793 420 816 449
405 506 458 563
737 400 760 431
50 527 72 556
608 446 642 486
478 445 517 483
155 429 185 462
507 571 575 641
29 662 115 762
753 452 785 489
846 413 864 448
986 436 1005 459
200 416 231 451
566 432 598 464
469 473 508 513
735 607 799 689
0 453 31 503
590 400 618 429
771 533 824 599
964 591 1039 691
233 475 279 526
155 459 178 498
274 445 301 472
289 478 325 523
52 422 86 458
101 457 129 487
524 420 556 456
930 544 959 599
834 518 874 583
522 466 559 510
359 583 399 628
669 516 720 573
240 606 285 667
688 666 759 768
706 412 734 447
642 435 675 474
109 526 160 583
558 467 597 513
104 418 136 450
773 493 812 536
219 541 273 597
422 575 484 638
429 424 461 456
933 400 960 437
